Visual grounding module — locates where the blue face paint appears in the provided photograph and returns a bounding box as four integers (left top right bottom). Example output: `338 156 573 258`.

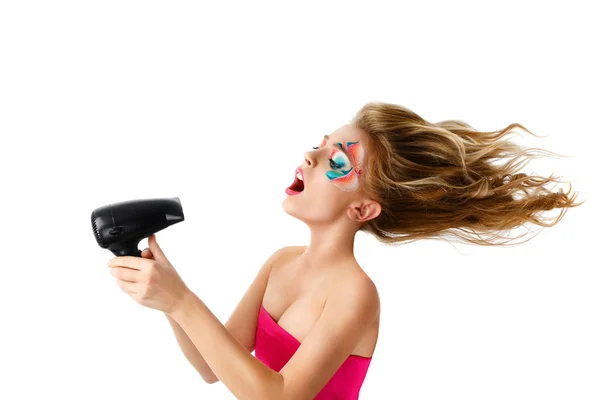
314 135 364 191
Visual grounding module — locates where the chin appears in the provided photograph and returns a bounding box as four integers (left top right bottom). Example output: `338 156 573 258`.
281 195 309 222
282 195 299 216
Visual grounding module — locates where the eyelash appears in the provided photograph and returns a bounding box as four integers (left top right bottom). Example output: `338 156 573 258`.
312 146 342 169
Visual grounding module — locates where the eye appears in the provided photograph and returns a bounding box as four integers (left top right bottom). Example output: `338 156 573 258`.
328 158 342 169
312 145 343 169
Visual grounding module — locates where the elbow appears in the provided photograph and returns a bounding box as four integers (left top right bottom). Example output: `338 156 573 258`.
262 371 285 400
199 371 220 385
202 374 220 385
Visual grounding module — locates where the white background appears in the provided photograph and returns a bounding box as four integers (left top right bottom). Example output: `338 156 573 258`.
1 1 598 399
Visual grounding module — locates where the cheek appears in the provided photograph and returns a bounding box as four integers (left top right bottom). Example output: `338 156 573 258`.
326 170 359 191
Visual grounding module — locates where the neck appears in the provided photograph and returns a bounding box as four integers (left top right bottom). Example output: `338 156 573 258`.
298 220 358 268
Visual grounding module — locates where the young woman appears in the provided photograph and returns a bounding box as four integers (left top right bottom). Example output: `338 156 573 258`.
108 102 584 399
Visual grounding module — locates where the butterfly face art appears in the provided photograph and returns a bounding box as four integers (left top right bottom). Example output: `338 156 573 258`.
313 135 365 191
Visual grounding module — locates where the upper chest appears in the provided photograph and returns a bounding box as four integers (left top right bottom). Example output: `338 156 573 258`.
261 249 359 342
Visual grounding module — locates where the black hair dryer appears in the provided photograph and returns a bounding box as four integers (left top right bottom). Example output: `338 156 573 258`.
91 197 185 257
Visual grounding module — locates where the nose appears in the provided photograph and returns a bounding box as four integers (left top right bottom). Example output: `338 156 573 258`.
303 148 318 168
303 153 312 167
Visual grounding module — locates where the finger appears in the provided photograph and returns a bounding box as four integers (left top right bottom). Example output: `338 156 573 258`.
111 266 139 282
141 248 154 259
148 234 167 260
116 279 138 294
108 256 145 271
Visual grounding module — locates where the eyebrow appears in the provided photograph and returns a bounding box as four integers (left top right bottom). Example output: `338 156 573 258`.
323 134 355 165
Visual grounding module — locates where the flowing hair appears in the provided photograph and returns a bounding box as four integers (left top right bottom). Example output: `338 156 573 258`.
350 102 585 247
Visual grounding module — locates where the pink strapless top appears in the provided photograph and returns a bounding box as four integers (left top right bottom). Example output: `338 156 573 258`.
255 304 372 399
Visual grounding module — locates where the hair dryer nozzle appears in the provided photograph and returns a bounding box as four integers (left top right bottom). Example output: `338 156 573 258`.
91 197 184 257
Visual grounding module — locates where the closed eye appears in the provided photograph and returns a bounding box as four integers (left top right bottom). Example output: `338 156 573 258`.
312 146 349 169
328 158 342 169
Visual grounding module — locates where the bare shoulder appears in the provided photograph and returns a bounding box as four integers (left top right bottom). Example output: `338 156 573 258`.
290 245 308 254
270 245 304 264
277 245 307 256
347 267 380 310
341 259 379 297
329 262 380 322
270 245 306 269
288 245 308 253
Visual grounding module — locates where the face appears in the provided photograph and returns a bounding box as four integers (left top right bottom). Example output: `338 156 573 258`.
282 124 373 225
315 134 364 191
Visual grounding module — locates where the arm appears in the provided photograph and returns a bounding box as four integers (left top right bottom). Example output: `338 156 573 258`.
166 245 292 391
157 246 292 384
170 270 380 400
171 291 281 399
139 247 218 383
164 312 219 383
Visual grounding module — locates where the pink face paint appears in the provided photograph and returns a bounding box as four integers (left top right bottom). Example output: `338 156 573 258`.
314 135 365 191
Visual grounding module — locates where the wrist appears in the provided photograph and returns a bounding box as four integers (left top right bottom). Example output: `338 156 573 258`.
170 287 195 319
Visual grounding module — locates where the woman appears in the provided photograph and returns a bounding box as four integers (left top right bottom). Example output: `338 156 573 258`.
108 102 584 399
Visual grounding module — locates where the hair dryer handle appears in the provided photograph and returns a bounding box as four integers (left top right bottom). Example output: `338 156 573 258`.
111 241 143 257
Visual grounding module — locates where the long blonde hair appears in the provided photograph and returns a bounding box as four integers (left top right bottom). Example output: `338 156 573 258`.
351 102 585 246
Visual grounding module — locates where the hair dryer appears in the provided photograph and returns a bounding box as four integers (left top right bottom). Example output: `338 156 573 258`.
91 197 185 257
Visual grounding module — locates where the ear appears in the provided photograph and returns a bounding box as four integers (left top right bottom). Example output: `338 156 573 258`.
347 200 381 223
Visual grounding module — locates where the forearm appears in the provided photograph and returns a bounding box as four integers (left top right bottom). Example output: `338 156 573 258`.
169 290 284 400
164 313 218 383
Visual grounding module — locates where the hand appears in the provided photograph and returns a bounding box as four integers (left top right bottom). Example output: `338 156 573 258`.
108 234 191 315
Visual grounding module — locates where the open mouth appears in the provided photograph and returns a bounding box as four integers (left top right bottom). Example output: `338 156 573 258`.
286 169 305 195
288 175 304 192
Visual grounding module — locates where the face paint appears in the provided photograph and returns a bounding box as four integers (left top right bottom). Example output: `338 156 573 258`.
314 135 365 191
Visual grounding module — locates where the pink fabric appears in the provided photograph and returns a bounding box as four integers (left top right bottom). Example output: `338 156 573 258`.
255 304 372 399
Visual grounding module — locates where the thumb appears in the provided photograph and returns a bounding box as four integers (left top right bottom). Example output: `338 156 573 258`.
141 248 154 259
148 234 167 260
